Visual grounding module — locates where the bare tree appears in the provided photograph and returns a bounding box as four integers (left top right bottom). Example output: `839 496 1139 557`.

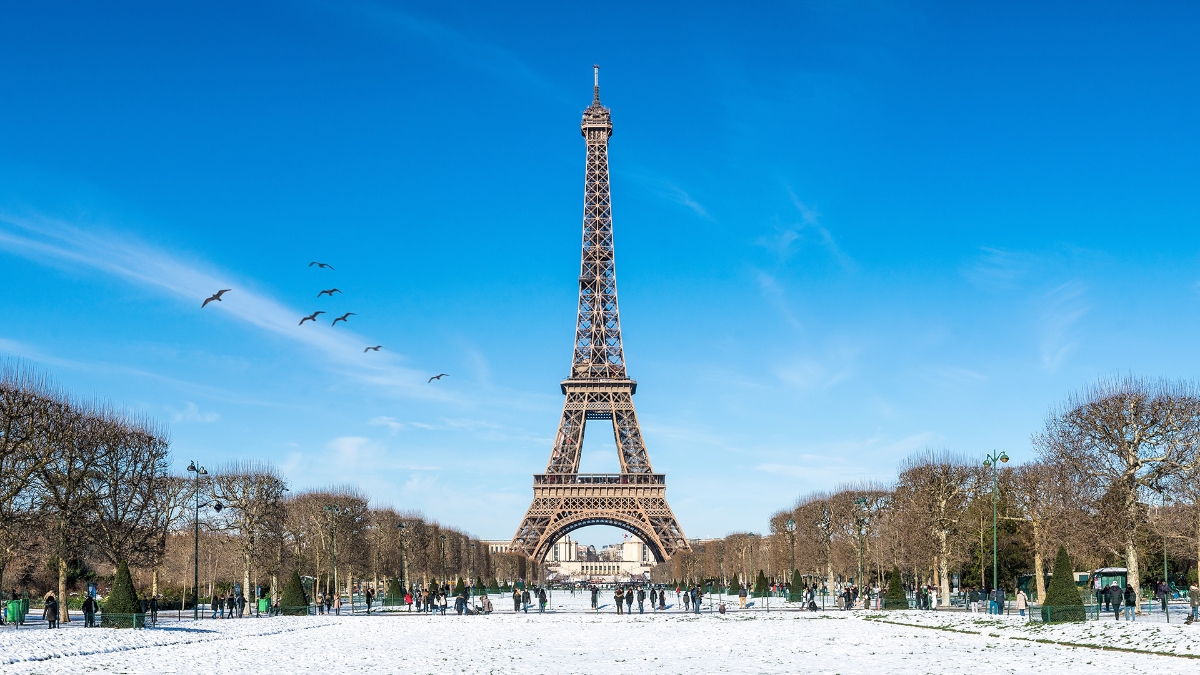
896 450 975 607
85 417 171 569
1035 376 1200 610
209 461 287 602
0 363 58 592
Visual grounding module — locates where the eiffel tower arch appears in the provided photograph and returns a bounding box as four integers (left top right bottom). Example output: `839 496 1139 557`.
510 67 689 564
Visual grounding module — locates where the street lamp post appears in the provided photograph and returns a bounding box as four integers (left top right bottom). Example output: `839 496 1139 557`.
325 505 341 605
853 498 867 593
439 534 447 588
982 450 1009 614
785 519 796 574
186 461 207 620
397 522 406 606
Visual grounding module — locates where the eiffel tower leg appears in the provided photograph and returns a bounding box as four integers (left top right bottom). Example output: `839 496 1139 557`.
545 392 586 473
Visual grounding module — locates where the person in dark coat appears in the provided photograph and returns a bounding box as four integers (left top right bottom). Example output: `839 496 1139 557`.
1123 583 1137 621
235 592 245 618
1108 582 1123 621
43 593 59 629
82 595 98 627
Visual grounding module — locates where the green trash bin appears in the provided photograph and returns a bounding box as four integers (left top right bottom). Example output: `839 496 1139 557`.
257 598 269 615
7 599 24 624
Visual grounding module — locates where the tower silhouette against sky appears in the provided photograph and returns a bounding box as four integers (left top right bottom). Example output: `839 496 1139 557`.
510 67 689 563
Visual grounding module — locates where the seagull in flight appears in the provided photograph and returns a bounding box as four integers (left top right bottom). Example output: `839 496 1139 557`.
309 262 335 270
201 289 231 308
317 288 342 298
427 373 449 383
331 312 356 326
299 311 325 325
364 345 383 353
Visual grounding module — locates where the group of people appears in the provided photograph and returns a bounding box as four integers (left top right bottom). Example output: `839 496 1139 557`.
511 585 547 613
314 591 343 615
209 591 248 618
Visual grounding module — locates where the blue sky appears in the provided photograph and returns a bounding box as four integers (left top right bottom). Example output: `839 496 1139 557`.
2 1 1199 545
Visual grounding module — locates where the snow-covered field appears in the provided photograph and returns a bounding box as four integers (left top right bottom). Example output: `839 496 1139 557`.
3 592 1198 674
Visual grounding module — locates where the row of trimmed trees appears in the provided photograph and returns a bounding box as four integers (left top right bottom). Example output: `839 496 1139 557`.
157 473 505 604
0 363 505 619
655 376 1200 611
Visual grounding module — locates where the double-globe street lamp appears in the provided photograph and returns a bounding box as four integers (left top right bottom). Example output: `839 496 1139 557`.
186 461 222 620
982 450 1009 613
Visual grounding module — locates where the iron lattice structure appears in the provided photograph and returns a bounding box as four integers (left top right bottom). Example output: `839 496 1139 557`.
511 68 689 563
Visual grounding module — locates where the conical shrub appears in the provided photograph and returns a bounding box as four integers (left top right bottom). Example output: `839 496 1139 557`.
1042 547 1084 622
753 570 769 597
280 569 308 616
488 577 500 594
453 577 466 596
101 561 141 627
884 568 908 610
788 569 805 602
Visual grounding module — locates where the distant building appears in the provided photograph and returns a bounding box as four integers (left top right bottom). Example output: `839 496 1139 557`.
543 534 655 582
482 540 511 555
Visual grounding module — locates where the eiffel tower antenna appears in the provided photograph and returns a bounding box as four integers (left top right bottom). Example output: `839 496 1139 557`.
510 68 689 565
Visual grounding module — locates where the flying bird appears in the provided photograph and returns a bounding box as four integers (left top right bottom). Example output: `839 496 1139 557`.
308 262 335 270
317 288 342 298
331 312 356 326
428 373 449 383
364 345 383 352
201 289 231 308
299 311 325 325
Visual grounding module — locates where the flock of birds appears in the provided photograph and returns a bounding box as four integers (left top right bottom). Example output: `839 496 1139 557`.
200 262 448 384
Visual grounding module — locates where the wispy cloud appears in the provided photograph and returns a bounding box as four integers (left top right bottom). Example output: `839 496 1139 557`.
622 169 712 219
310 0 556 98
1040 280 1090 372
757 190 855 270
169 402 221 423
0 211 444 399
961 247 1038 289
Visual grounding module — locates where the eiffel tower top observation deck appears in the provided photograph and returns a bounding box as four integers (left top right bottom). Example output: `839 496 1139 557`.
510 67 688 562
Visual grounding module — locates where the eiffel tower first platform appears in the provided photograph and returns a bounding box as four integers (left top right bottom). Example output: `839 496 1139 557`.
510 67 689 563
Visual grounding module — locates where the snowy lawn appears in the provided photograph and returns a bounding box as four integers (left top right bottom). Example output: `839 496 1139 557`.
2 593 1198 674
865 609 1200 658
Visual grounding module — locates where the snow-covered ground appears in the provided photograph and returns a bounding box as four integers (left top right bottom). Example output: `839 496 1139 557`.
3 592 1198 674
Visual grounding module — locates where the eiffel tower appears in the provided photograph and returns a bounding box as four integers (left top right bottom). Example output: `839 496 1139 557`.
510 67 689 563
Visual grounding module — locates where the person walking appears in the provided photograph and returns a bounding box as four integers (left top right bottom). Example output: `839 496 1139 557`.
637 587 645 614
1189 585 1199 622
693 585 702 614
658 588 666 611
1015 589 1028 618
1105 582 1120 621
365 587 374 614
1124 583 1137 621
681 587 689 612
439 591 448 615
333 592 341 616
538 587 548 613
512 587 521 612
968 587 979 613
615 587 624 615
590 585 598 611
625 586 634 615
235 592 245 618
82 594 97 627
43 593 59 629
738 583 748 610
521 587 531 614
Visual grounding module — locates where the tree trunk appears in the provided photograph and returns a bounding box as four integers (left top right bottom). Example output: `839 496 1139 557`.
243 551 251 608
1032 519 1045 604
1125 535 1141 615
59 557 69 622
152 568 159 598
